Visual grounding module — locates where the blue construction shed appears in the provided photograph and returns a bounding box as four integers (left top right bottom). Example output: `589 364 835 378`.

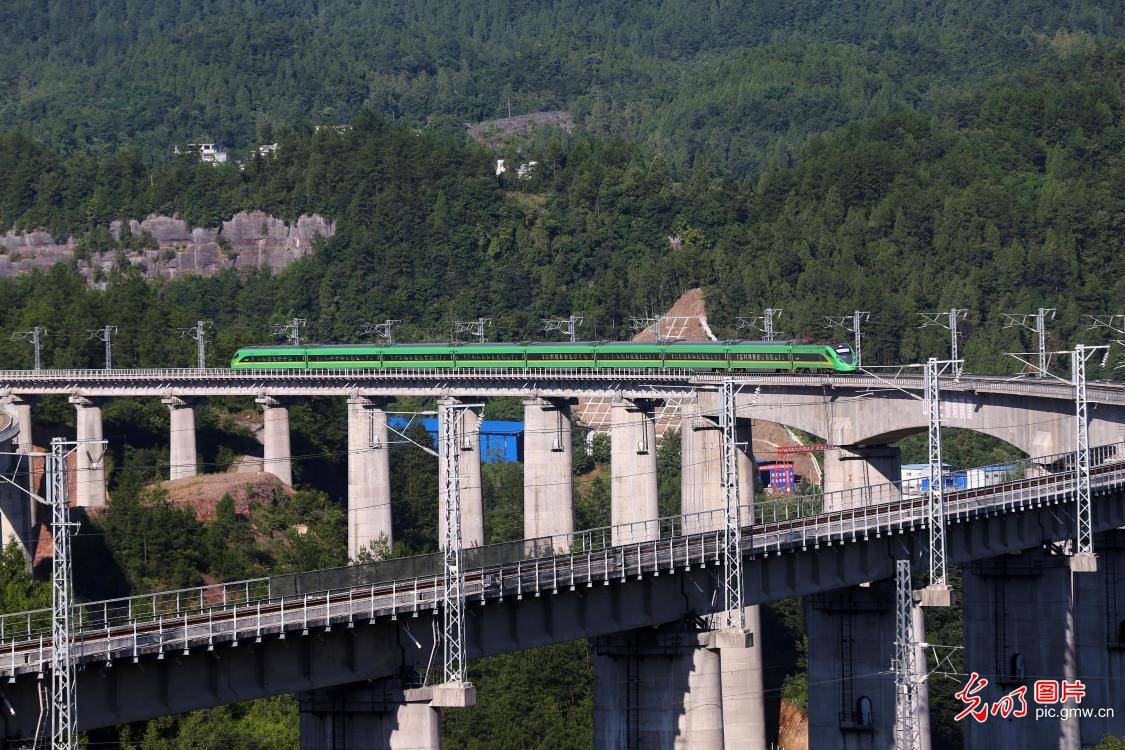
387 417 524 463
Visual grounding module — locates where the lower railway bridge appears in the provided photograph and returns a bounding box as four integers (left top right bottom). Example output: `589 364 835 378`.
0 442 1123 749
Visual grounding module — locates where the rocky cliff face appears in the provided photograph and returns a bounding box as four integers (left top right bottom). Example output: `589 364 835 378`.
0 210 334 285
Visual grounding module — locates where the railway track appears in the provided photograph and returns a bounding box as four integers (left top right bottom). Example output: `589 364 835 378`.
1 454 1122 677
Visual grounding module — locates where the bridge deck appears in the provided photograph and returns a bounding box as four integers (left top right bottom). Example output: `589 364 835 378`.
0 366 1120 402
1 442 1122 677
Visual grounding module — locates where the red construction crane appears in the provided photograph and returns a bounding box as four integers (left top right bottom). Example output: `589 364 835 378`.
775 443 833 456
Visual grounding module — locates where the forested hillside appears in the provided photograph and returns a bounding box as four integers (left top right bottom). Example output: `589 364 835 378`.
0 49 1121 376
2 0 1123 172
1 3 1124 747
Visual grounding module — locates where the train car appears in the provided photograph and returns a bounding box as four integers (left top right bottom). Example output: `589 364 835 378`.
230 340 858 373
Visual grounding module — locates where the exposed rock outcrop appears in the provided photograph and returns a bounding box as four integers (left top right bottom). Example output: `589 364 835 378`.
0 211 334 285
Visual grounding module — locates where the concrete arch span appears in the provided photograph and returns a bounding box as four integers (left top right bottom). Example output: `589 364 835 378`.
734 385 1125 500
738 386 1125 460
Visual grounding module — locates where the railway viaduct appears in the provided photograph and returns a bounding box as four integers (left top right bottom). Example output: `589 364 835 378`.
0 367 1122 748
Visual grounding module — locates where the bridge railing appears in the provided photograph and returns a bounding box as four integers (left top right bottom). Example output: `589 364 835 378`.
0 366 704 381
251 441 1125 599
0 578 271 646
1 441 1122 647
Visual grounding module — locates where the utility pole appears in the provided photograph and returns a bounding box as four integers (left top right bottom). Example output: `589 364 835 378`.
1002 343 1108 572
49 438 79 750
918 309 967 378
736 308 783 341
438 400 481 687
1070 344 1108 573
825 311 871 366
86 325 118 370
177 320 211 369
719 379 745 630
270 318 305 346
1001 308 1055 376
543 315 584 342
920 357 959 606
0 439 105 750
452 317 491 344
894 559 921 750
628 315 664 343
11 326 46 370
361 320 403 344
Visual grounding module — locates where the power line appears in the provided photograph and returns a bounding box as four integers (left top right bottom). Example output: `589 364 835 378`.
85 326 118 370
11 326 46 370
270 318 305 346
177 321 211 369
1001 308 1054 377
361 320 403 344
452 318 491 344
628 315 664 342
824 312 870 367
1085 314 1125 336
542 316 583 342
736 309 783 341
918 309 967 379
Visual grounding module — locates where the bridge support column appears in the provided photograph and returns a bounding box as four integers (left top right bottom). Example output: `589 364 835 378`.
680 396 766 748
255 395 293 486
299 681 442 750
681 394 755 532
610 398 659 545
162 396 198 481
438 398 484 549
348 396 393 559
594 623 725 750
0 394 36 550
680 409 722 534
718 606 766 750
962 540 1125 749
1 394 34 455
523 397 573 549
806 580 930 750
69 395 107 507
822 444 901 508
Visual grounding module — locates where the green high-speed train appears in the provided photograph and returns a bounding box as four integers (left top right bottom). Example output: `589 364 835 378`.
230 340 858 372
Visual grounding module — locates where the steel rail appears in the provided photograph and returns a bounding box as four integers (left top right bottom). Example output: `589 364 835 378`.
1 443 1122 677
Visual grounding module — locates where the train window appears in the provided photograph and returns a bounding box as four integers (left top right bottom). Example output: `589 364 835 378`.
250 355 299 363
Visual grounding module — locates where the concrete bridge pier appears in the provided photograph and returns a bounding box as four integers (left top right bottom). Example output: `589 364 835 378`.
610 398 660 545
299 679 442 750
680 400 766 748
718 607 767 750
1 394 34 455
347 396 393 558
806 582 928 749
808 440 929 748
255 395 293 486
438 397 484 549
69 395 107 507
0 394 37 549
680 396 755 531
962 538 1125 749
523 397 574 550
162 396 198 480
822 444 902 504
593 623 726 750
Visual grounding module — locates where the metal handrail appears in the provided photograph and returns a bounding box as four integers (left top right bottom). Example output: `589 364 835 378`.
0 459 1122 674
1 441 1121 648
